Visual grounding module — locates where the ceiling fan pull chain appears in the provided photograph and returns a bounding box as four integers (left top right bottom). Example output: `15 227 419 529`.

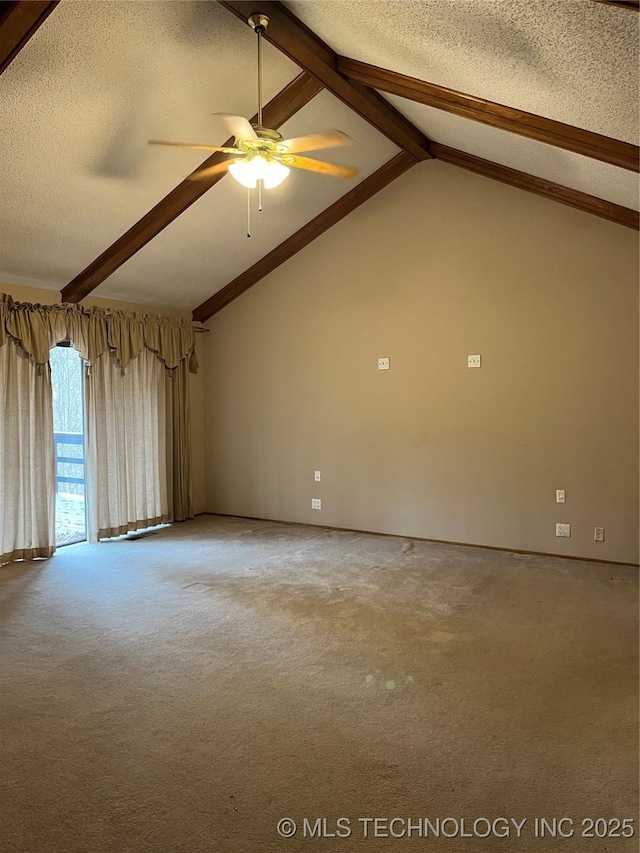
258 179 263 212
247 187 251 238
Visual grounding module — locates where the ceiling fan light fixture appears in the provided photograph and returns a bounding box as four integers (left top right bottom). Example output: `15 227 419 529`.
228 155 290 189
262 160 290 189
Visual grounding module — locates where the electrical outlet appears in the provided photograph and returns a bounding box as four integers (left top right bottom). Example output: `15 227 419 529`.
556 489 566 503
467 354 482 368
378 357 390 370
311 498 321 510
594 527 605 542
556 523 571 538
314 471 321 482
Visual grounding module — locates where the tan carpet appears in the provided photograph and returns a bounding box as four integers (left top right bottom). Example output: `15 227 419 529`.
0 516 637 851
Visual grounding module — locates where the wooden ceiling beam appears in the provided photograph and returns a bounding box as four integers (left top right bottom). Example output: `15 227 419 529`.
337 57 639 173
193 151 416 321
0 0 59 75
592 1 638 10
218 1 432 161
431 143 639 230
61 72 322 304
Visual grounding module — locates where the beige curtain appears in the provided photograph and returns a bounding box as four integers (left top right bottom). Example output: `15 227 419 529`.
85 348 169 542
0 296 198 374
167 357 193 522
0 294 198 563
0 337 56 567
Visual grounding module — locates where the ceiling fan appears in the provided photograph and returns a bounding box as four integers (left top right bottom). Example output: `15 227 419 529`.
148 13 359 235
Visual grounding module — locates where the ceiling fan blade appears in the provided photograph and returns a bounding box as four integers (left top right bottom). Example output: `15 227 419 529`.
187 158 242 182
211 113 258 142
289 155 359 179
280 130 352 154
149 139 239 154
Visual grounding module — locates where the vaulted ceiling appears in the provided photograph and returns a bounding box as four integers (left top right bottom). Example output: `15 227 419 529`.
1 0 638 319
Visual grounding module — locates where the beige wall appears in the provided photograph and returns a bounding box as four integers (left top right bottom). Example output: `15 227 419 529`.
1 282 206 514
202 161 640 564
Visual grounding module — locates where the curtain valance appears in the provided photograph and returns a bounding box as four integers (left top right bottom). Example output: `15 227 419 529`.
0 294 198 373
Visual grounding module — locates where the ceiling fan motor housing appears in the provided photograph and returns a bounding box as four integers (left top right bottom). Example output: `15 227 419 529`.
253 127 284 142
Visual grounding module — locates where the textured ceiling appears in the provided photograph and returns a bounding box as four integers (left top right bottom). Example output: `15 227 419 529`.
288 0 639 143
0 1 638 311
0 1 298 297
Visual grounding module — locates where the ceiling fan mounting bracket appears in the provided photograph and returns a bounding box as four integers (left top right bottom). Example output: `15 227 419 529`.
248 13 269 33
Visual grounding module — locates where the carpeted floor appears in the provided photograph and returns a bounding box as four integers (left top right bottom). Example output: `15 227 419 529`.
0 516 637 851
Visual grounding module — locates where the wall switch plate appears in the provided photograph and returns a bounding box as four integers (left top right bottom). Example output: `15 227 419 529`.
378 357 390 370
594 527 605 542
467 354 482 368
311 498 322 510
556 523 571 538
314 471 321 482
556 489 566 503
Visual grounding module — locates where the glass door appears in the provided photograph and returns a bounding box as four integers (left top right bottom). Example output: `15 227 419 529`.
50 344 86 545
